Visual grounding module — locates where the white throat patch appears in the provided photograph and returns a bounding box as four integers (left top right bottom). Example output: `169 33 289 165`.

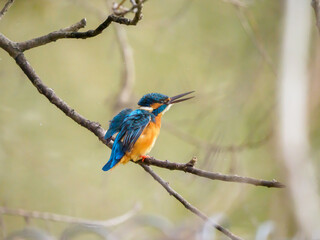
139 106 153 112
162 104 172 115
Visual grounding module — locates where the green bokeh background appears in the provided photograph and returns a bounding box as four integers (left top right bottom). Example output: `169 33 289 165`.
0 0 318 239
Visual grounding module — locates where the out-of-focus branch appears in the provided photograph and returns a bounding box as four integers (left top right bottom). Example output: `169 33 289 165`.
112 19 135 112
106 0 136 111
312 0 320 34
223 0 247 7
0 205 140 227
140 157 284 188
68 0 136 111
0 212 6 239
164 121 271 152
139 164 243 240
278 0 320 238
0 0 14 21
231 3 276 75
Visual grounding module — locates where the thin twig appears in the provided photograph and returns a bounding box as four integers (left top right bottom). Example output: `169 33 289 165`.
60 18 87 32
0 205 140 227
139 157 285 188
139 164 243 240
0 0 14 21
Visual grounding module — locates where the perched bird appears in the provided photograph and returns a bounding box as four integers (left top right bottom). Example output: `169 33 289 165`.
102 91 194 171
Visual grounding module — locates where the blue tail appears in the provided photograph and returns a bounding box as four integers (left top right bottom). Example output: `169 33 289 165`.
102 139 125 171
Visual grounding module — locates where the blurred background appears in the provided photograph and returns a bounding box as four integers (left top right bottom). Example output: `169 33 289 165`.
0 0 319 239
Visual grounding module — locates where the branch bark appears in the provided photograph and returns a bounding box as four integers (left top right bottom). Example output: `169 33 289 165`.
140 157 284 188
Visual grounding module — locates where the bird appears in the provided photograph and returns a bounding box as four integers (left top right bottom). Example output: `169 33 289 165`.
102 91 194 171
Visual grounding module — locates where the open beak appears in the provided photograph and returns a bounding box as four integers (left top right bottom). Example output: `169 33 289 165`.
169 91 195 104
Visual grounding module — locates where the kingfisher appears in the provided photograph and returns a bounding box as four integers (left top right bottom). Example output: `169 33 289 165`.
102 91 194 171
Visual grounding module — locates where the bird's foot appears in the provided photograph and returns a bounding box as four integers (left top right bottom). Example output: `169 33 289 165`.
140 155 150 162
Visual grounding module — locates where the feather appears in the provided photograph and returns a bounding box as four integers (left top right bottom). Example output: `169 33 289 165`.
104 108 133 141
102 109 154 171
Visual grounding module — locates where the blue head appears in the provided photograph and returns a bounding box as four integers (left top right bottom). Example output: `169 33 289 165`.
137 92 194 116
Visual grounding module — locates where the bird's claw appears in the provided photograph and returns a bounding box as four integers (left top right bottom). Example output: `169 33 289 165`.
140 155 150 162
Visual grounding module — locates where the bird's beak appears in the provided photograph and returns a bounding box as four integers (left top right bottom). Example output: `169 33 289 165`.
169 91 195 104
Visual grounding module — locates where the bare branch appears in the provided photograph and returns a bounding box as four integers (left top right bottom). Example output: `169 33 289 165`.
0 0 14 21
312 0 320 34
139 157 285 188
139 164 243 240
17 15 139 52
0 205 140 227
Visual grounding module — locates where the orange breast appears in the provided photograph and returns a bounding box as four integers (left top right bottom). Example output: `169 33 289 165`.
120 114 162 164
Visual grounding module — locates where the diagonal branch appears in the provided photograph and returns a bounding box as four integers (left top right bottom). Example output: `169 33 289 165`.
139 164 243 240
0 0 14 21
140 157 285 188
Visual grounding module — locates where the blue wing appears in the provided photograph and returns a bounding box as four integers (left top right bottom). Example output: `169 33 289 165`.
104 108 133 141
102 110 153 171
